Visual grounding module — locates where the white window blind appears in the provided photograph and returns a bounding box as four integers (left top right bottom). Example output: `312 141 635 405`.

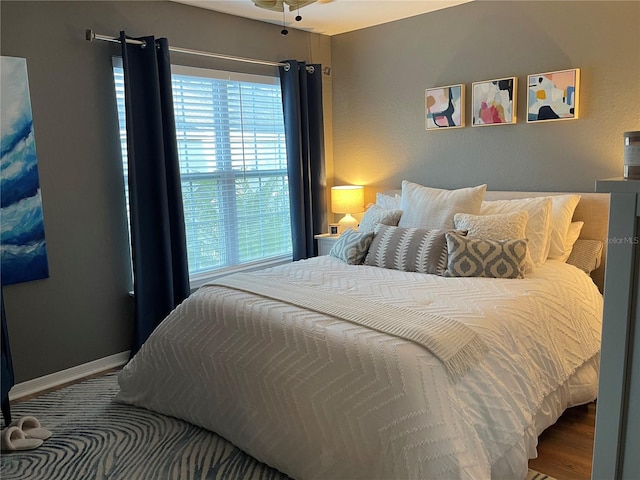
113 61 292 282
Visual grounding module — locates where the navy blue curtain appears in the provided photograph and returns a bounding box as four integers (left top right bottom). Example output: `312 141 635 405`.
120 32 190 355
279 61 327 260
1 289 14 425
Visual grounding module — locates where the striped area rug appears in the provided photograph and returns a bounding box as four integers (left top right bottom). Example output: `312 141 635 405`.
0 373 556 480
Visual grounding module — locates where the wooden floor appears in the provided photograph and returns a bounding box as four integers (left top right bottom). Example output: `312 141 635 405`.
12 371 596 480
528 402 596 480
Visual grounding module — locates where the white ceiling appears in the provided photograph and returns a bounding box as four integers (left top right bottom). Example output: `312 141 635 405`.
172 0 472 36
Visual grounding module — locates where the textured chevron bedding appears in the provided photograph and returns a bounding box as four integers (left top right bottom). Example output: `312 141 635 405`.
117 255 602 480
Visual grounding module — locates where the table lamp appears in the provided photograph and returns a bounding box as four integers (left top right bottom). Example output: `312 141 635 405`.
331 185 364 233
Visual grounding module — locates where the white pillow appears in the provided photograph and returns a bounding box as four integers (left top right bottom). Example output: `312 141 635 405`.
547 194 581 260
480 197 553 267
376 192 401 210
454 210 529 240
398 181 487 230
358 204 403 234
556 221 584 262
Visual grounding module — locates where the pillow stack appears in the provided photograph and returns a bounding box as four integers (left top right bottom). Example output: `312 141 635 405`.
364 181 487 275
333 181 487 274
329 181 596 279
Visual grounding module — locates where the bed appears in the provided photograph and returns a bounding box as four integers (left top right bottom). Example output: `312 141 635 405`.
117 184 608 480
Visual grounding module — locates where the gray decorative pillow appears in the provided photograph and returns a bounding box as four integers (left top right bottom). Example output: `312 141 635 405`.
443 231 528 279
363 224 455 275
567 239 603 274
329 229 374 265
358 204 403 234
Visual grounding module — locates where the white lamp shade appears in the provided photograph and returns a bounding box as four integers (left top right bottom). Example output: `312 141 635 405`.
331 185 364 214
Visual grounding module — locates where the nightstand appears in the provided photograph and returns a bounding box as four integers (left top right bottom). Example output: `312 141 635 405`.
314 234 340 256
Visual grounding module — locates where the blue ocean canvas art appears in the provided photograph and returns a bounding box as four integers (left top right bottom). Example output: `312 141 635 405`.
1 56 49 285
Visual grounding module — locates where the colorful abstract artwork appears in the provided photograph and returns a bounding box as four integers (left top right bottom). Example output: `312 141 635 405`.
1 56 49 286
425 84 465 130
527 68 580 123
471 77 517 126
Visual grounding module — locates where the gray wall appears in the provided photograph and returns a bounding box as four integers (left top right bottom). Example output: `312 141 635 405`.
331 1 640 203
0 1 330 382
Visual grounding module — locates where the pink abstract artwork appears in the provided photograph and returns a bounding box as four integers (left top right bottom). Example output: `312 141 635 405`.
472 77 517 126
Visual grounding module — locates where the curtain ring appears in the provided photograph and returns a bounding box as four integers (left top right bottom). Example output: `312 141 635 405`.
284 62 291 72
307 65 314 74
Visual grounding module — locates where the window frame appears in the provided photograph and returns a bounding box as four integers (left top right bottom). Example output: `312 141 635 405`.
113 58 293 290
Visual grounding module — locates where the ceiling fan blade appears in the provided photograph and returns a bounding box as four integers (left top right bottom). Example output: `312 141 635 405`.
283 0 318 11
252 0 284 12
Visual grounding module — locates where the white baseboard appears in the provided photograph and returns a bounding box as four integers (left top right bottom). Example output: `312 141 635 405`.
9 351 130 401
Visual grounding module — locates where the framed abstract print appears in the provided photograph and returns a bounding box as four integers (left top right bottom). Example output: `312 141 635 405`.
425 84 465 130
471 77 517 126
527 68 580 123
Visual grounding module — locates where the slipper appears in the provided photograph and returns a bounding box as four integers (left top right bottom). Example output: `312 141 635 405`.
10 416 52 440
1 426 43 451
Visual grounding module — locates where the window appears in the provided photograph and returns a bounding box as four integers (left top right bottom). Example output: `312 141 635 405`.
113 62 292 286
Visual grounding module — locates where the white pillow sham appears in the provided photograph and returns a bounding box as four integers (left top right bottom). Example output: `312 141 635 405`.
375 192 401 210
556 221 584 263
547 194 581 260
398 181 487 230
358 204 403 234
480 196 553 267
453 210 529 240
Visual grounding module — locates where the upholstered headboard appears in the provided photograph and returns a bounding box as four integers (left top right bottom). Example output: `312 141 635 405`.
384 190 610 291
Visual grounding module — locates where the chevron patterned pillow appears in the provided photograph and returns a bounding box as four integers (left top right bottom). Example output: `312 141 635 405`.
329 228 374 264
443 231 528 279
363 224 455 275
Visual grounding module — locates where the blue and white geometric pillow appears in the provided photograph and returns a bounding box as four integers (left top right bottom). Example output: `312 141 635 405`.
329 229 374 265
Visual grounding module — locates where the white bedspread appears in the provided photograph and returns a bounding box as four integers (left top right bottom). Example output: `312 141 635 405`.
117 257 602 480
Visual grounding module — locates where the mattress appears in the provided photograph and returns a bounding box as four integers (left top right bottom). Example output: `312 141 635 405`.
117 256 602 480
